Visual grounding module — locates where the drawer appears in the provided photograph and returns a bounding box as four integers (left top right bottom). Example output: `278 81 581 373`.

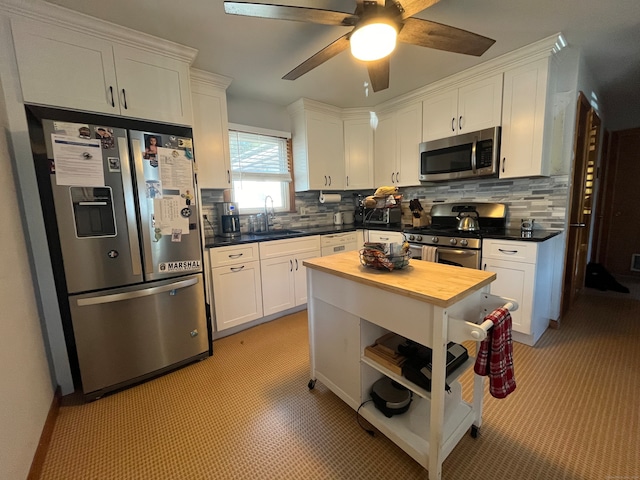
259 235 320 259
482 239 538 264
209 243 260 267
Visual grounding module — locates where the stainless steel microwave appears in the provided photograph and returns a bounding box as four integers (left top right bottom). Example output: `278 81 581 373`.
419 126 500 182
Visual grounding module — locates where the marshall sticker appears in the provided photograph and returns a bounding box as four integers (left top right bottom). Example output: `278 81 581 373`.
159 260 201 273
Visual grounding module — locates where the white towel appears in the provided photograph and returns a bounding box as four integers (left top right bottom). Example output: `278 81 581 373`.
421 245 438 262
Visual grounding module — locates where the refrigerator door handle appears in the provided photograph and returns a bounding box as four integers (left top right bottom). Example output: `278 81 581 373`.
131 138 155 275
76 276 199 307
119 137 142 277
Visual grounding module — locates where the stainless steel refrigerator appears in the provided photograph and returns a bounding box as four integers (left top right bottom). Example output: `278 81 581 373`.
27 106 210 400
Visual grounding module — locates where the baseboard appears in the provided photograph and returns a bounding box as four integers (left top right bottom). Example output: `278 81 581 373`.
27 387 61 480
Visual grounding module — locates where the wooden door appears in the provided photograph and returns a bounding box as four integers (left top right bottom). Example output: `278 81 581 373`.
562 93 601 315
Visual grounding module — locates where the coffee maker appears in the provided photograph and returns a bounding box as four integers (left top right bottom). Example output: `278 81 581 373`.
217 202 241 238
353 193 366 225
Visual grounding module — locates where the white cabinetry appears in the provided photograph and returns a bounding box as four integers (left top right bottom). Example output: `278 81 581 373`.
260 236 320 316
11 18 194 125
288 99 344 191
190 69 233 189
343 112 374 190
210 244 263 331
373 102 421 187
500 58 554 178
422 74 503 141
482 238 557 346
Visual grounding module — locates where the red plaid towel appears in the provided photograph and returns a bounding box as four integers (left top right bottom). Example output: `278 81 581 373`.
474 307 516 399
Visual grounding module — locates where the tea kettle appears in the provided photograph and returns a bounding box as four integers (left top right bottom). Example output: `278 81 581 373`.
456 211 480 231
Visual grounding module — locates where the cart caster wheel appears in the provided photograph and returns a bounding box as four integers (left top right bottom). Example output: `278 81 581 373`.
308 379 316 390
470 425 479 438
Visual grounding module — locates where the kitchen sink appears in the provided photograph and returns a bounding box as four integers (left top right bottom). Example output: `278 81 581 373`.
251 229 304 237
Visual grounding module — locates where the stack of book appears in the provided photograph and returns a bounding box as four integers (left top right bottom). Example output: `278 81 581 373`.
364 332 407 374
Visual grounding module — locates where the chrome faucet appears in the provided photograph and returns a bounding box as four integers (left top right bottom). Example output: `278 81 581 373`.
264 195 275 231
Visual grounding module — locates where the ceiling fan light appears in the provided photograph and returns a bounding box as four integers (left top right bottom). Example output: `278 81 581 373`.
350 21 397 61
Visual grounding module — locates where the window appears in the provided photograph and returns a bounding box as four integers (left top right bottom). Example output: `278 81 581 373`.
228 125 292 213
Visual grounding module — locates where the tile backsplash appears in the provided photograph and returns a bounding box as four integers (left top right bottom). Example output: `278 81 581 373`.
200 174 569 236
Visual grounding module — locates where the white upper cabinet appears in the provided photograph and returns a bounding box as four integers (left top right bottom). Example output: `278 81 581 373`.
500 58 553 178
374 102 421 187
343 113 374 190
288 99 345 191
111 44 193 125
11 18 194 126
190 70 233 189
422 74 503 142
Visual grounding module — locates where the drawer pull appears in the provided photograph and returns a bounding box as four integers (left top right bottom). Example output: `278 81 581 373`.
228 253 243 259
498 248 518 254
230 265 245 272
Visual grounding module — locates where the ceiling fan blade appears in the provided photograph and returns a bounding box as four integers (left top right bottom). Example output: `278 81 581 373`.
398 17 495 56
283 34 351 81
367 57 390 92
223 2 357 26
385 0 441 20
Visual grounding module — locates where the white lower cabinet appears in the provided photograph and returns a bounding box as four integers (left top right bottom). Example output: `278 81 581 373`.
210 244 263 331
482 238 556 345
260 236 321 316
367 230 405 245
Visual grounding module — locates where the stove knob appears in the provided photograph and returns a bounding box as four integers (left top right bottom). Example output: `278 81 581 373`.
450 238 457 245
460 239 468 247
408 235 415 241
431 237 439 243
416 235 423 241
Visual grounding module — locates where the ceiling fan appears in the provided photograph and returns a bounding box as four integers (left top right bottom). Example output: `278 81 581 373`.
223 0 495 92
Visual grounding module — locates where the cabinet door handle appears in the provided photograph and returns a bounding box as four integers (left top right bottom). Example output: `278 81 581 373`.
122 89 128 110
290 259 293 272
346 175 349 187
328 175 332 186
483 263 487 270
380 236 389 241
228 253 243 259
391 172 395 183
502 157 506 173
227 170 231 184
459 116 463 131
396 171 400 183
109 86 115 107
230 265 245 272
324 175 327 186
498 248 518 254
451 117 455 132
295 258 299 270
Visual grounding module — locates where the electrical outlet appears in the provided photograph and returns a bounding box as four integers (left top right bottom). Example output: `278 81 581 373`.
300 207 306 215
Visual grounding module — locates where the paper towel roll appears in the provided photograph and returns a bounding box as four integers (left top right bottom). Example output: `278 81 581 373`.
319 193 342 204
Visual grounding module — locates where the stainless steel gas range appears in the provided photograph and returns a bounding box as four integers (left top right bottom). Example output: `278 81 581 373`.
405 203 507 269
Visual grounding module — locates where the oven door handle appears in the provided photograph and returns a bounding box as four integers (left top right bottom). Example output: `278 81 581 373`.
438 248 478 256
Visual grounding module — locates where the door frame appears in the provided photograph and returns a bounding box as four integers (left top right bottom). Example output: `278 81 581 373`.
561 92 601 316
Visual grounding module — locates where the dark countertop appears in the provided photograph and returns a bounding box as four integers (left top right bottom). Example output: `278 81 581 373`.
482 229 562 242
205 224 561 248
204 224 359 248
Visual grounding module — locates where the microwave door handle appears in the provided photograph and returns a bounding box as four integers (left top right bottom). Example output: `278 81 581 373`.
471 138 478 173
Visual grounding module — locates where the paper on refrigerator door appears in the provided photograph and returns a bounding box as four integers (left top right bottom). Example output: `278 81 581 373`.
51 134 104 186
153 195 188 236
157 147 193 193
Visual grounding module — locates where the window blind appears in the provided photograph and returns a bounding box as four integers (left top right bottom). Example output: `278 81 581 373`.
228 130 291 182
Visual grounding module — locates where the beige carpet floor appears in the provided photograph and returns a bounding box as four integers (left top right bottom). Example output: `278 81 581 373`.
40 280 640 479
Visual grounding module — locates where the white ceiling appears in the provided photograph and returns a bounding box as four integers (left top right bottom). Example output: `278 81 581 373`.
45 0 640 130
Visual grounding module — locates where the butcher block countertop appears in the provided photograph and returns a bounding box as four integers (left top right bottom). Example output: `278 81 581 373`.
303 250 496 308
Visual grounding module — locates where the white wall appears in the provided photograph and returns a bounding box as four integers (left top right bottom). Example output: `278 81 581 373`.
0 72 54 480
227 95 291 132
